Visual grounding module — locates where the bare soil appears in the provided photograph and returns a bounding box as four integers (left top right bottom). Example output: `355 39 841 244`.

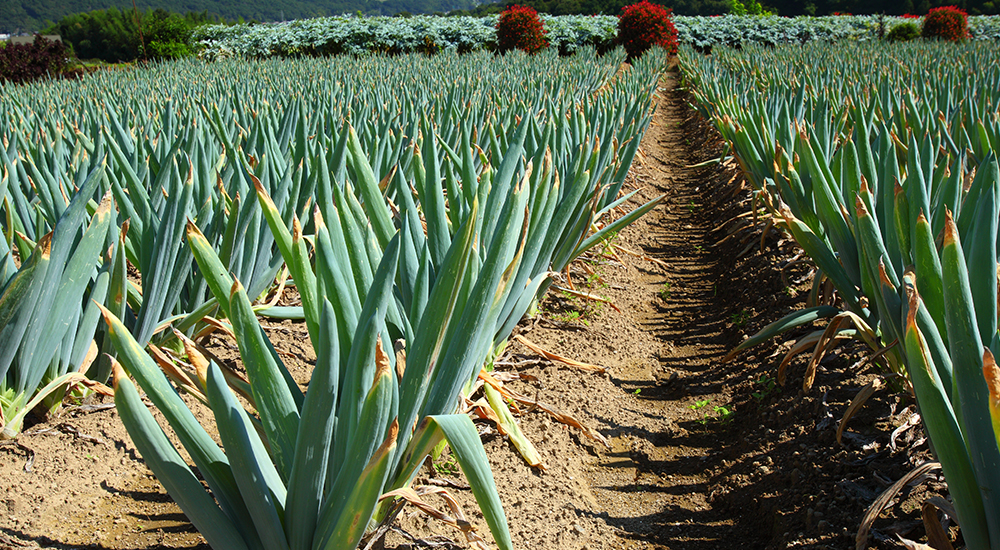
0 69 945 550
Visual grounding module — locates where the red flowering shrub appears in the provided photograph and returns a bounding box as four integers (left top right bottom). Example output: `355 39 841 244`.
0 35 68 85
496 5 548 54
901 13 920 18
618 1 678 61
921 6 968 41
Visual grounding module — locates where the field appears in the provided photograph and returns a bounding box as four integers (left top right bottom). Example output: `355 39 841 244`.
2 27 999 550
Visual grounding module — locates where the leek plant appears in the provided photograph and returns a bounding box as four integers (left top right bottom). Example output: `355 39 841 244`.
682 40 1000 547
104 144 527 549
105 96 664 546
0 162 116 438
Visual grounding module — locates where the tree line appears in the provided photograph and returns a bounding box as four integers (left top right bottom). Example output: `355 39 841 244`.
41 9 223 63
2 0 479 34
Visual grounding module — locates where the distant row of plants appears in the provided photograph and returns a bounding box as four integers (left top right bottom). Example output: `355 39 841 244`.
194 12 1000 59
4 8 998 76
676 11 1000 47
193 14 613 58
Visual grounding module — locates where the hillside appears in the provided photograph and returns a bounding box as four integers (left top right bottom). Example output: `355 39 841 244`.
1 0 481 33
7 0 999 33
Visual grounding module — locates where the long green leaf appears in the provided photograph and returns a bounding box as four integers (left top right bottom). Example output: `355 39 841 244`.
902 285 990 550
940 212 1000 545
112 365 251 550
227 280 301 481
205 363 289 550
285 300 339 550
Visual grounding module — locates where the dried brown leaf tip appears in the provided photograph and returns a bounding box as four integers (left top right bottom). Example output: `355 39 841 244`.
904 279 920 331
313 205 325 229
378 419 400 455
943 208 957 247
374 336 391 380
175 328 209 385
111 357 127 390
185 219 201 238
855 194 869 217
38 232 53 257
250 172 264 194
97 190 114 213
983 348 1000 408
878 259 896 291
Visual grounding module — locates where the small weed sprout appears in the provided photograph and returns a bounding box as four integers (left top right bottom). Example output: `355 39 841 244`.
712 405 735 423
433 454 460 476
690 399 733 425
730 309 750 327
659 281 672 300
584 270 607 290
751 374 780 402
553 309 585 325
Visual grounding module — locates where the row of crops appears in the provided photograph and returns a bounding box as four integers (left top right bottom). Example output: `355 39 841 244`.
0 48 667 549
680 40 1000 549
192 14 1000 59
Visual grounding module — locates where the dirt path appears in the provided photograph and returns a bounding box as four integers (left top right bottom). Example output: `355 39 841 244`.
564 68 787 549
582 69 740 547
1 68 935 550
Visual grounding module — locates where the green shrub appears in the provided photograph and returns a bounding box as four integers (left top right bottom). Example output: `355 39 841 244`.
618 1 678 61
922 5 969 41
729 0 771 15
147 40 191 59
496 5 548 54
143 11 195 60
46 7 200 63
886 21 920 42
